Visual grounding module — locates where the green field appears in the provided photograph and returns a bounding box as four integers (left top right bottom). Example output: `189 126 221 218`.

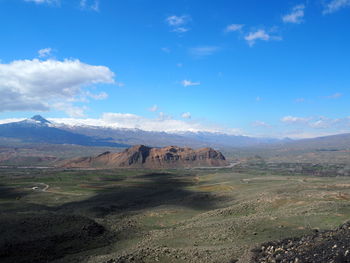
1 166 350 262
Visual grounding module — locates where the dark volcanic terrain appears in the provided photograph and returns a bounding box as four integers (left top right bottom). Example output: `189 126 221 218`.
252 222 350 263
62 145 228 168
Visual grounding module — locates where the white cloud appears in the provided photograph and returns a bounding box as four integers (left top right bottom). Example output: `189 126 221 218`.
53 102 88 117
252 121 270 127
85 91 108 100
165 15 191 33
326 92 343 99
148 105 158 112
245 29 281 46
323 0 350 14
281 115 350 130
181 112 191 119
80 0 99 11
0 58 115 115
38 48 52 58
282 4 305 24
225 24 244 32
172 27 189 33
181 80 200 87
25 0 59 4
281 116 310 123
189 46 220 57
166 15 188 26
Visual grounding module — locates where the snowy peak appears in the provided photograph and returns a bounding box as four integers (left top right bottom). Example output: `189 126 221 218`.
30 115 51 125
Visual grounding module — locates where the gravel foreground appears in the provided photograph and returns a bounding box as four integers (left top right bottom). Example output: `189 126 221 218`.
251 222 350 263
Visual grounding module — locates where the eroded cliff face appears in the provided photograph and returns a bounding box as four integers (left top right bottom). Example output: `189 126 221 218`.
62 145 228 168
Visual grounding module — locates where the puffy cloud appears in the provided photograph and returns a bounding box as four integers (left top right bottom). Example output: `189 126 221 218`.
165 15 191 33
282 4 305 24
181 80 200 87
245 29 281 46
189 46 220 57
225 24 244 32
323 0 350 14
181 112 191 119
0 58 115 115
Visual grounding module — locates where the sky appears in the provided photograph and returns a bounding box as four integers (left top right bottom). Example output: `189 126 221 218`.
0 0 349 138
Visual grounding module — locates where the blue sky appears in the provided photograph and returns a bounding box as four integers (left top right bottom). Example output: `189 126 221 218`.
0 0 349 138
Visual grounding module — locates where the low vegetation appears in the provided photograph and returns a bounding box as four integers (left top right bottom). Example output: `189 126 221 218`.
0 163 349 262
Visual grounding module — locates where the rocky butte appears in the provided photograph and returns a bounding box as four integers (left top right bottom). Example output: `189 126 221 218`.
62 145 228 169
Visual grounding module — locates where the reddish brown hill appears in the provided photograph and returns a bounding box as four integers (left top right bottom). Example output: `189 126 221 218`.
62 145 228 169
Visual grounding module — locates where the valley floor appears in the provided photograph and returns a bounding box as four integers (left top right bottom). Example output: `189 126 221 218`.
0 166 349 262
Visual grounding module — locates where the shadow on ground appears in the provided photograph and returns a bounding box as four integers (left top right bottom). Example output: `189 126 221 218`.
0 171 225 263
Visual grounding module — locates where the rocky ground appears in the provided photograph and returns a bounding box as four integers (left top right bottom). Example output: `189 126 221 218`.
251 222 350 263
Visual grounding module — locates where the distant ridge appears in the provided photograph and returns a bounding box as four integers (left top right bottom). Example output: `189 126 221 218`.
0 115 128 148
62 145 229 168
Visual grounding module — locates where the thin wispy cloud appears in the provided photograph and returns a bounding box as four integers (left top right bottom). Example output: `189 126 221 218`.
282 4 305 24
252 121 271 128
189 46 220 57
295 98 305 103
326 92 343 99
281 116 310 123
85 91 108 100
148 105 158 112
225 24 244 32
181 112 191 119
80 0 99 12
244 29 282 46
181 80 200 87
24 0 59 5
281 115 350 130
165 15 191 33
38 48 53 58
161 47 171 53
323 0 350 14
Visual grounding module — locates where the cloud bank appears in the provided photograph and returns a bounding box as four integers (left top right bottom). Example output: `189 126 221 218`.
0 58 115 115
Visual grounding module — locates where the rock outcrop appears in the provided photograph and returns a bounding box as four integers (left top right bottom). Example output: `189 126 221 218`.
62 145 228 168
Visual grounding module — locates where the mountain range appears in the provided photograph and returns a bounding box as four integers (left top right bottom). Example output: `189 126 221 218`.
0 115 350 150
